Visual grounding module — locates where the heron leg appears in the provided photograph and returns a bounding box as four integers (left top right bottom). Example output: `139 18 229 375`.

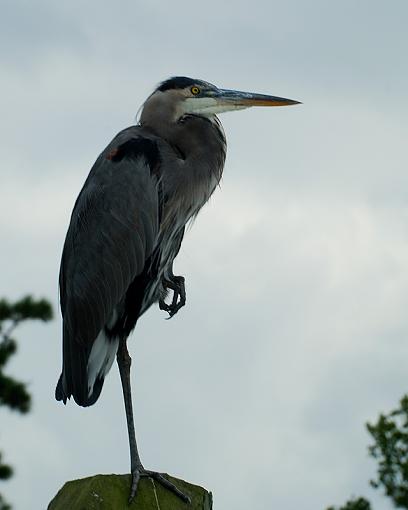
116 339 191 505
159 275 186 318
117 339 141 473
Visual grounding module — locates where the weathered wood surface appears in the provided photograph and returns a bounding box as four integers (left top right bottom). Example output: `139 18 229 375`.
48 473 212 510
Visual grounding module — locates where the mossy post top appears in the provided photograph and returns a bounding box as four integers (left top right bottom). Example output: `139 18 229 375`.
48 473 213 510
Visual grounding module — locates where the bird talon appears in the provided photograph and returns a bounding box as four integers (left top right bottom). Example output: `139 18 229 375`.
159 275 186 318
129 467 190 504
129 469 141 503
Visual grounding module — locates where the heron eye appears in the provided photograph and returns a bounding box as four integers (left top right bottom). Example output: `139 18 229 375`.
191 86 200 95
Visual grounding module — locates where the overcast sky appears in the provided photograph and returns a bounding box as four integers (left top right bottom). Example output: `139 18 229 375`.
1 1 408 509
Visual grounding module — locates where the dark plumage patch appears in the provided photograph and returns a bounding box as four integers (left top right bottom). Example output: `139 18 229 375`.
157 179 164 224
107 138 161 176
169 142 186 160
55 374 66 404
106 249 161 340
157 76 198 92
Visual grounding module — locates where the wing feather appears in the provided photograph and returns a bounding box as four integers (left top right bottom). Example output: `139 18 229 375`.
57 129 162 405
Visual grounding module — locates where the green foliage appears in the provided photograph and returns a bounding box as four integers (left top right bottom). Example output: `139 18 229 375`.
0 296 53 414
0 296 53 323
0 454 12 481
366 395 408 508
327 395 408 509
0 493 11 510
326 497 372 510
0 295 53 509
0 454 11 510
0 334 30 413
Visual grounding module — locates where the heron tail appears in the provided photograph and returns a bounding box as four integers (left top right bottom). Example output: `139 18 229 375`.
55 329 118 407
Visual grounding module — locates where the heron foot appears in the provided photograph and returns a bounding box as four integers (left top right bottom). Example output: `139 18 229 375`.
129 465 191 504
159 275 186 318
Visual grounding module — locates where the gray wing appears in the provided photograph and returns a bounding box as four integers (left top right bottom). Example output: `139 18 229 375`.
57 128 162 404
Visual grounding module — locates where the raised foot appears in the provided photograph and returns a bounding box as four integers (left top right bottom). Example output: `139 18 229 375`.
159 275 186 318
129 467 191 505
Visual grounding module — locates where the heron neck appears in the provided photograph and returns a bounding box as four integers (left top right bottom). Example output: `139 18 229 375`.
143 115 226 169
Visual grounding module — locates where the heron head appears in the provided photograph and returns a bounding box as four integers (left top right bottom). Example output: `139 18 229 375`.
140 76 300 125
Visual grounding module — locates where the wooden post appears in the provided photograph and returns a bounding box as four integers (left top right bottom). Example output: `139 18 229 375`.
48 474 212 509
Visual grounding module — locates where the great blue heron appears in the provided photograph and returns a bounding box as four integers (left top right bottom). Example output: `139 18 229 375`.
55 76 300 503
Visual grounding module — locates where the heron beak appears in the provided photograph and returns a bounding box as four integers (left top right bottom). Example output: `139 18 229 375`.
213 88 301 108
183 87 301 116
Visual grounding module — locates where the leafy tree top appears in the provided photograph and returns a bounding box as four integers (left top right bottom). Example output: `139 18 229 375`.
367 395 408 508
0 295 53 414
